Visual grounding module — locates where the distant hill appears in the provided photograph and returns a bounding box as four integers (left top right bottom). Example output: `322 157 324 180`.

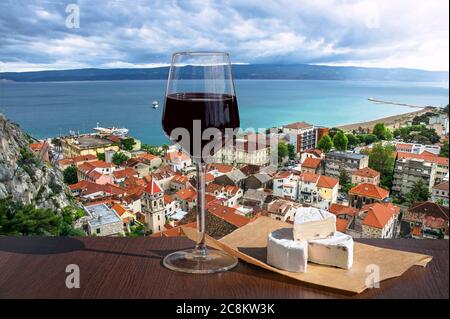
0 64 448 82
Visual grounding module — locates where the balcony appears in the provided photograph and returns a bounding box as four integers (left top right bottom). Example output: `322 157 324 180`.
0 237 447 299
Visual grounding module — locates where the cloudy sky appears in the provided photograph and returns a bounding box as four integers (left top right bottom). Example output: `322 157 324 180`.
0 0 448 72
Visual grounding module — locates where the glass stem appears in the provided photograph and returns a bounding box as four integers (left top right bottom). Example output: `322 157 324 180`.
194 162 208 257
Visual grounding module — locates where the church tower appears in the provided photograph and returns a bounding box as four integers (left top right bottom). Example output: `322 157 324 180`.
142 177 165 233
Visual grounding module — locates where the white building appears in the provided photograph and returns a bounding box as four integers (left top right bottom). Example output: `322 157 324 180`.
83 204 124 236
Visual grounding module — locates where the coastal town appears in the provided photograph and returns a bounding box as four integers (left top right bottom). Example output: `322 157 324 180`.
26 105 449 240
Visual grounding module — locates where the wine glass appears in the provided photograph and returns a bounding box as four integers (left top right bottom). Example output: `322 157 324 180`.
161 51 240 273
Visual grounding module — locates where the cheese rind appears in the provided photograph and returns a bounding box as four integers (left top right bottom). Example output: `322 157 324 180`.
293 207 336 241
267 228 308 273
308 231 354 269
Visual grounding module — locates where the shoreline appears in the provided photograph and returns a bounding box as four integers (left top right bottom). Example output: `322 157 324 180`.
337 107 435 132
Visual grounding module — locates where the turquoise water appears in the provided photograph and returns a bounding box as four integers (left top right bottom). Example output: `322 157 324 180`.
0 80 448 144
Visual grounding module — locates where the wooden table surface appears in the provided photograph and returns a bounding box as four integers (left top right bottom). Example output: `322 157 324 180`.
0 237 447 299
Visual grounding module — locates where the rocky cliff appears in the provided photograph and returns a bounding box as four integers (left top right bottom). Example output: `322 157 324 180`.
0 113 70 211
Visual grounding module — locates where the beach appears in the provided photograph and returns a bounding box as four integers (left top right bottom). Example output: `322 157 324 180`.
337 107 434 132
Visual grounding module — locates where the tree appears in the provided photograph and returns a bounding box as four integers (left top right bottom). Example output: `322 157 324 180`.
440 140 449 158
339 169 355 193
317 135 333 153
141 144 162 156
287 144 296 160
405 180 431 206
63 165 78 185
51 137 62 151
121 138 136 151
333 131 348 151
328 127 343 139
368 142 395 189
112 152 129 165
346 133 359 148
362 134 378 145
372 123 392 140
97 152 105 161
278 142 289 164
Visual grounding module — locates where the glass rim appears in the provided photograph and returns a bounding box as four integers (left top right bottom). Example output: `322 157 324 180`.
172 51 230 57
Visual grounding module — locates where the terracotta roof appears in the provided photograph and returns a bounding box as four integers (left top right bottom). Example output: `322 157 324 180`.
206 183 225 194
87 160 114 168
73 154 97 162
336 218 350 233
113 167 137 179
363 203 397 229
283 121 313 130
304 148 323 156
143 177 163 195
362 202 401 215
433 181 449 191
317 175 339 189
176 187 197 202
329 203 358 216
349 183 389 200
69 180 126 197
136 153 158 161
209 163 234 174
205 173 215 183
302 157 321 169
205 194 217 204
299 172 319 183
171 174 189 184
225 185 240 195
123 176 146 187
273 171 292 179
423 216 446 229
151 222 196 238
77 162 95 173
409 202 449 220
68 180 90 190
87 170 103 180
352 167 380 178
29 141 45 151
164 194 174 205
395 143 413 151
208 204 250 227
397 151 449 166
111 203 127 216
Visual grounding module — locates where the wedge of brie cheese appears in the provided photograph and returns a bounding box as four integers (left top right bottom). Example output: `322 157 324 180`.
293 207 336 241
267 228 308 273
308 231 354 269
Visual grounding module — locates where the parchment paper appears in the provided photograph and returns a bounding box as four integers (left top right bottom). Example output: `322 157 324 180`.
182 217 432 294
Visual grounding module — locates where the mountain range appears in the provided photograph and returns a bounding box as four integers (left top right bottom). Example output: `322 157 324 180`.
0 64 448 82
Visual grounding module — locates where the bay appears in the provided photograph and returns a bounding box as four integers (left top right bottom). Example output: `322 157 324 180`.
0 79 448 145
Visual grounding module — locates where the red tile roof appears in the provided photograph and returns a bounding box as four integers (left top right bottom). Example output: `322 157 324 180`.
164 194 174 205
352 167 380 178
136 153 158 161
171 174 189 184
336 218 350 233
88 160 114 168
329 203 358 217
302 157 321 169
273 171 292 179
151 222 197 238
209 163 234 174
176 187 197 202
225 185 240 195
395 143 413 151
362 203 397 229
397 151 449 166
206 183 224 194
29 141 45 151
144 177 163 195
205 173 215 183
111 203 127 216
409 202 449 220
208 204 250 227
283 121 313 130
113 167 137 179
349 183 389 200
317 175 339 189
73 154 97 162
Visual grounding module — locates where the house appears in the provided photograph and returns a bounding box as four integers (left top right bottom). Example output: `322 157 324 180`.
135 153 162 169
351 167 380 186
242 189 270 208
301 157 322 174
348 183 389 209
208 163 235 176
61 134 120 158
432 181 449 206
58 154 97 170
164 151 192 172
361 203 400 238
214 169 247 187
68 181 127 202
206 183 225 196
83 204 124 236
298 173 339 209
329 203 359 233
223 185 243 207
174 187 197 211
244 172 272 190
396 151 449 186
151 222 197 238
272 171 293 198
324 151 369 179
150 165 176 190
113 167 137 184
141 177 166 233
170 174 190 191
125 157 151 178
77 160 115 185
300 149 324 163
121 186 144 214
163 194 181 218
239 164 262 177
207 204 250 228
282 122 326 154
402 201 449 239
393 141 441 155
29 141 50 162
266 199 299 222
392 157 437 195
111 203 136 226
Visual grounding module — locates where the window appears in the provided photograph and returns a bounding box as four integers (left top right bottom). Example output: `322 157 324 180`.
96 228 100 234
158 215 160 221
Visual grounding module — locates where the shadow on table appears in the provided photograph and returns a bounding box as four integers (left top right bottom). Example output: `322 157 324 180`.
0 237 162 260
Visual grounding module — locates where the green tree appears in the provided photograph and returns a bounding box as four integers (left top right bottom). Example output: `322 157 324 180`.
51 137 62 151
317 135 333 153
112 152 129 165
333 131 348 151
287 144 296 160
372 123 392 140
63 165 78 185
368 142 396 189
339 169 355 193
278 142 289 164
405 180 431 206
97 152 105 161
361 134 378 145
328 127 343 139
121 138 136 151
440 140 449 158
346 133 359 148
141 144 162 156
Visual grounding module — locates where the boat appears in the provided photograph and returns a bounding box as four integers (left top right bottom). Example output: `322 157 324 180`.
93 123 129 137
152 100 159 109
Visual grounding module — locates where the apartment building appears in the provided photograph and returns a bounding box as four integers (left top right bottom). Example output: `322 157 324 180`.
396 151 449 186
392 157 437 195
432 181 449 206
324 151 369 179
282 122 328 154
348 183 389 209
61 134 120 158
351 167 380 186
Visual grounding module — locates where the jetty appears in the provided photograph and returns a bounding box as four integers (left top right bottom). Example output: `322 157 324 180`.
367 98 432 109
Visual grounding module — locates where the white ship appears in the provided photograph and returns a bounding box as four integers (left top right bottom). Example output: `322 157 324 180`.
93 123 129 137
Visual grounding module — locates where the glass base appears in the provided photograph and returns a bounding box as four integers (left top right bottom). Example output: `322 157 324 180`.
163 248 238 274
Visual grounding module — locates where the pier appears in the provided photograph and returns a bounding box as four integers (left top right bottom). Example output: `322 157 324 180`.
367 98 433 109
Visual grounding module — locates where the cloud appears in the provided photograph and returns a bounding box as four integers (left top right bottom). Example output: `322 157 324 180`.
0 0 448 72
